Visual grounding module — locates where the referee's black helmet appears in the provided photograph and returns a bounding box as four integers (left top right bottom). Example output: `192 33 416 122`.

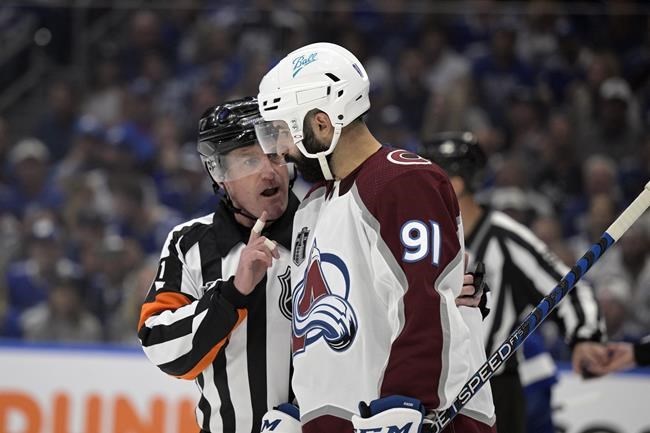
197 96 261 187
421 131 486 192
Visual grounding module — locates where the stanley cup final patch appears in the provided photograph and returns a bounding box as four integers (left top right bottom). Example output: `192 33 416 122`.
293 227 310 266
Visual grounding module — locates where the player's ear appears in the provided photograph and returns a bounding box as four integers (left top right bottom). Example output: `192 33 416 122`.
313 111 333 133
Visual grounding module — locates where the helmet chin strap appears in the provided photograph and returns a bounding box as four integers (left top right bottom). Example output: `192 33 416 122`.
315 125 342 181
317 154 334 180
222 194 258 222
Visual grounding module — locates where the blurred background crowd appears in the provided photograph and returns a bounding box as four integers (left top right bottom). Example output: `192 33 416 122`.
0 0 648 357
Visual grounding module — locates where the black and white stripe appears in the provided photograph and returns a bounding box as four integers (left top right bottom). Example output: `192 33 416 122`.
139 196 297 433
466 209 604 375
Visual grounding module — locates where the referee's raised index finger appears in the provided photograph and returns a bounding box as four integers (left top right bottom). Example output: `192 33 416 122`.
249 210 268 242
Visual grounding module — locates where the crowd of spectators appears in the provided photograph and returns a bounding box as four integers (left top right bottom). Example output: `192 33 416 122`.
0 1 648 354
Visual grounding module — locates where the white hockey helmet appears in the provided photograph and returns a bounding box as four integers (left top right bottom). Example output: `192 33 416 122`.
257 42 370 179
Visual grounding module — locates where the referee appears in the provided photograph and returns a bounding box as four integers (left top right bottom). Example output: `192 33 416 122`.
423 132 608 433
138 97 297 433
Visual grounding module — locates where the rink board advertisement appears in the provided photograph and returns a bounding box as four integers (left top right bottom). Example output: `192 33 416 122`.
0 342 198 433
1 342 649 433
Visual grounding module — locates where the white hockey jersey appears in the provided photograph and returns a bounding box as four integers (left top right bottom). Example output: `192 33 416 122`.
289 147 495 433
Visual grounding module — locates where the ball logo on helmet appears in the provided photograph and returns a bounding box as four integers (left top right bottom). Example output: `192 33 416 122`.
292 53 318 77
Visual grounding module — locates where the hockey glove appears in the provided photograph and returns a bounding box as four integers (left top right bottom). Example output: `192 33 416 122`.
352 395 427 433
260 403 301 433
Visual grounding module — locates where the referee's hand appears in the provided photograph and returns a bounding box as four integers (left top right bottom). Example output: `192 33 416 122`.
234 211 280 295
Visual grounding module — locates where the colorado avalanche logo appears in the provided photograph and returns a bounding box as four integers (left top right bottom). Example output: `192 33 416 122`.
292 241 358 355
387 149 432 165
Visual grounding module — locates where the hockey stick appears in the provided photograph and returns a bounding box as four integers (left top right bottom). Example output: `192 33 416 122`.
428 181 650 432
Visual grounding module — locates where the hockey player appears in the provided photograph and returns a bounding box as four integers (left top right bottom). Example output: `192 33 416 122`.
138 97 298 433
257 42 496 433
424 132 607 433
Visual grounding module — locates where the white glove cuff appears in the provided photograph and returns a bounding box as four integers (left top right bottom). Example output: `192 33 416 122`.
352 407 424 433
260 408 301 433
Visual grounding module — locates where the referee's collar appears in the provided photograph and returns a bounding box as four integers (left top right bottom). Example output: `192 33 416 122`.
211 191 299 256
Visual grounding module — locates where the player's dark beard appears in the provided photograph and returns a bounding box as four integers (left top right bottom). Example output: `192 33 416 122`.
287 124 329 183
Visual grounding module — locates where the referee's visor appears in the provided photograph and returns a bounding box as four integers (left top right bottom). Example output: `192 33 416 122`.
198 137 287 182
254 119 294 157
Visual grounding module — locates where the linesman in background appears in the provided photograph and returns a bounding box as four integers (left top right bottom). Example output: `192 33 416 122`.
423 132 608 433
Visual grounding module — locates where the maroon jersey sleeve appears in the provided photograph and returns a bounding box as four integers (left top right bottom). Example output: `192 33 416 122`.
360 166 463 411
303 415 353 433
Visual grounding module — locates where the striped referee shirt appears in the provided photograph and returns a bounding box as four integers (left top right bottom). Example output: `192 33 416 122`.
138 194 298 433
466 207 604 375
